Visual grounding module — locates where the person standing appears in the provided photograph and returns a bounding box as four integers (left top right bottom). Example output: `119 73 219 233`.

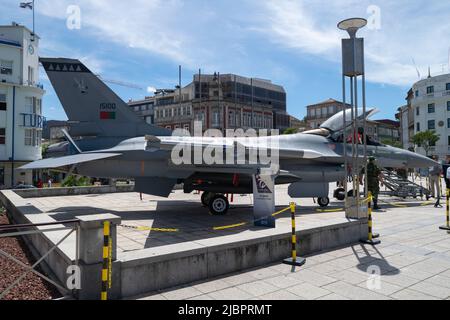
48 178 52 188
367 157 384 210
429 155 441 197
443 156 450 194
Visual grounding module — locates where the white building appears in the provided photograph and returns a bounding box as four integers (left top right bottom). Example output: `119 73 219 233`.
411 73 450 158
0 23 44 189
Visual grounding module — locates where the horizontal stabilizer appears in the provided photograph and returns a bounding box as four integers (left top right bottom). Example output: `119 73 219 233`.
19 153 121 170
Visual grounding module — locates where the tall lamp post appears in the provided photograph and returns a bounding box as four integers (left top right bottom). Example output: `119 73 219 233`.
337 18 368 216
20 1 35 41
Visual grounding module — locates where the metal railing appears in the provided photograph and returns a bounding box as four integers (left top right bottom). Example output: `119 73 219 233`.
0 218 80 300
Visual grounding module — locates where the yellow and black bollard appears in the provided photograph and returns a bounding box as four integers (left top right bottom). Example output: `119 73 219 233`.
101 221 113 300
439 189 450 231
283 202 306 267
361 192 381 245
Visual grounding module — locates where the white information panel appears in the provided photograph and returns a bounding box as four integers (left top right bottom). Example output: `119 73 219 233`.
252 172 276 228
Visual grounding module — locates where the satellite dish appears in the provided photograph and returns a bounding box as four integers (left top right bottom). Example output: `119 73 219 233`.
337 18 367 38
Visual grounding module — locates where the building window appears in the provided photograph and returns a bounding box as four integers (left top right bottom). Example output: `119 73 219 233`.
427 86 434 94
24 129 32 146
27 66 34 85
416 122 420 132
0 60 13 75
36 130 42 146
416 107 420 116
447 118 450 129
415 90 419 97
212 111 220 126
428 120 435 130
447 83 450 91
448 101 450 111
0 166 4 186
0 128 5 144
0 93 6 111
428 103 435 113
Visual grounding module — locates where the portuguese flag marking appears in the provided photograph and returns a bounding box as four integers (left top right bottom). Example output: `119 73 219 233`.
100 111 116 120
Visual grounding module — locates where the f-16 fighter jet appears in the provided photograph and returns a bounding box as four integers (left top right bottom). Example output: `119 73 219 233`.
21 58 436 215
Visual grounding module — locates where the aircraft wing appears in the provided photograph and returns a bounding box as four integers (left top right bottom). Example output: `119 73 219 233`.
19 153 121 170
146 135 323 160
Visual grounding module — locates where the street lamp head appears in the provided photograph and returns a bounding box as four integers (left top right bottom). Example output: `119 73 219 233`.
337 18 367 38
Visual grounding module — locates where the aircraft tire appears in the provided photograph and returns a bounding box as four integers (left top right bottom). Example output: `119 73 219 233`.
334 188 346 201
201 192 212 206
318 197 330 207
208 194 229 215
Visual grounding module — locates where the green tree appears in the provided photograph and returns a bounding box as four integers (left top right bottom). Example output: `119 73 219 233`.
282 128 298 135
412 130 440 156
381 139 402 149
61 175 91 187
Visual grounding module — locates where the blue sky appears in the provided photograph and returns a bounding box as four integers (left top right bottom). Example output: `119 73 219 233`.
3 0 450 121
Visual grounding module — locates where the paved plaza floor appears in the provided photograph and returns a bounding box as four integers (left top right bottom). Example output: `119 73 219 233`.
24 185 355 252
131 193 450 300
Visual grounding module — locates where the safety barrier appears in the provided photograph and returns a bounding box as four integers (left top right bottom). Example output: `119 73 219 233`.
439 189 450 231
119 204 294 234
100 221 113 300
360 192 380 245
282 202 306 267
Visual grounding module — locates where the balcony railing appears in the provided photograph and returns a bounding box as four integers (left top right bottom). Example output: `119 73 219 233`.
413 90 450 101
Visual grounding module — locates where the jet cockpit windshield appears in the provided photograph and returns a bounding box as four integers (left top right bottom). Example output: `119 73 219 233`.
324 108 385 146
320 108 378 133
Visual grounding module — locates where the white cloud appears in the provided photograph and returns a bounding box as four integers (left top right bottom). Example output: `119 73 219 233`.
146 86 157 94
34 0 450 88
256 0 450 87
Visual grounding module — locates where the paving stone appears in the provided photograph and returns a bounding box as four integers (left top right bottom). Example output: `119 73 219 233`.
323 281 391 300
317 293 350 300
193 279 232 294
409 282 450 299
357 279 403 296
332 269 371 285
391 289 439 300
208 287 253 300
236 280 280 297
287 269 338 287
263 275 303 289
258 290 303 300
161 286 204 300
381 272 422 288
286 282 331 300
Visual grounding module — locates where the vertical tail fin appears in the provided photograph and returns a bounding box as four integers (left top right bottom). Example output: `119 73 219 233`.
40 57 170 137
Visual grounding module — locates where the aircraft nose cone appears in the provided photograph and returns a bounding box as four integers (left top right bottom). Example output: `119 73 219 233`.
408 152 437 168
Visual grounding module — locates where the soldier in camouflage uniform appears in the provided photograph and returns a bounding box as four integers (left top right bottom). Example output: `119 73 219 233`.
367 157 383 210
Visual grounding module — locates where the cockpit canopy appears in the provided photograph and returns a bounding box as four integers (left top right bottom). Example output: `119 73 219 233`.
320 108 378 133
303 108 385 146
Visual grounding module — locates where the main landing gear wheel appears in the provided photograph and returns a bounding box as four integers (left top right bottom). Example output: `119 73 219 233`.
201 191 211 206
208 194 229 216
318 197 330 207
334 188 346 201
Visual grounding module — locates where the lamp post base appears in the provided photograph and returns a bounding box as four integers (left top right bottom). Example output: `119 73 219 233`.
360 239 381 245
282 257 306 267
